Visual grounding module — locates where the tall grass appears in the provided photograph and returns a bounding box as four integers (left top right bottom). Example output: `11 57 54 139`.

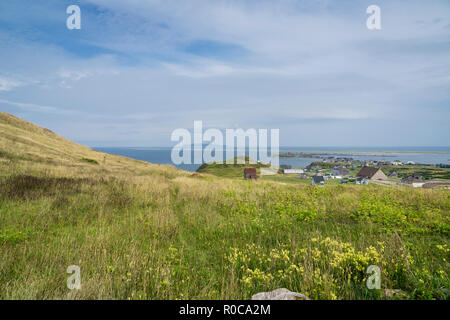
0 161 448 300
0 111 448 299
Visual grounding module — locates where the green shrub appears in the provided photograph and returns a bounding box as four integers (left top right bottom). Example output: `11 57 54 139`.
81 158 99 165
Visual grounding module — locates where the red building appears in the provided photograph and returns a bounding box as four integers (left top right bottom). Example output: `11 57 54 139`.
244 168 258 180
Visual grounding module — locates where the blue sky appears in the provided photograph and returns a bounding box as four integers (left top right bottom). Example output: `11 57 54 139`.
0 0 449 147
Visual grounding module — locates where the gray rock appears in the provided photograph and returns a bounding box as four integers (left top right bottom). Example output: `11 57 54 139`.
251 288 310 300
384 289 409 298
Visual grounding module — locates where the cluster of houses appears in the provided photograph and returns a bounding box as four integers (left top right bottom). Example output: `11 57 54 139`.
308 166 389 186
320 156 354 164
243 163 449 189
316 157 417 167
400 174 425 188
366 160 415 166
315 157 419 167
398 174 450 189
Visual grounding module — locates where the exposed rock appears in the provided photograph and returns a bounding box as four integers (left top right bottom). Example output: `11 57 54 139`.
251 288 310 300
384 289 409 298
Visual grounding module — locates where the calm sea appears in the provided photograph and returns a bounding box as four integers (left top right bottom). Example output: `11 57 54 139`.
94 146 450 172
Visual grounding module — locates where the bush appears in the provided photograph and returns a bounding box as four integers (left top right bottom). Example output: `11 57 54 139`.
81 158 99 165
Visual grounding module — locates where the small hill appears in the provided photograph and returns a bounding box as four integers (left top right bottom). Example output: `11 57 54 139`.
0 111 179 176
196 156 271 178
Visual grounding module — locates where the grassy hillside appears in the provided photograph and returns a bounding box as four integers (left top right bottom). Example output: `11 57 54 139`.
0 112 180 177
0 111 449 300
196 158 270 178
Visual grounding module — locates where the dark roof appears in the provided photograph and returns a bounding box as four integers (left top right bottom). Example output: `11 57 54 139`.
356 166 380 178
401 177 423 183
244 168 257 174
312 176 325 183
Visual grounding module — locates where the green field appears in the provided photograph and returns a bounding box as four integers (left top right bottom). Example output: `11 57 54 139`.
0 112 449 300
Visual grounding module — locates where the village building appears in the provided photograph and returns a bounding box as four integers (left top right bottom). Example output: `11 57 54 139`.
332 167 350 177
312 175 325 186
411 173 423 180
243 168 258 180
355 178 369 185
401 176 424 188
305 163 320 171
388 170 398 177
356 166 388 181
284 168 304 174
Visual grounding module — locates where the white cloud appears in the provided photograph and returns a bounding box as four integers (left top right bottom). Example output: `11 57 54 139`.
0 0 449 146
0 76 23 91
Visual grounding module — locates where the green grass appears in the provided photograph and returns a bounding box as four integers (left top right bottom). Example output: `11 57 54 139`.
260 175 306 185
1 169 448 300
196 158 269 179
0 111 449 300
81 158 99 165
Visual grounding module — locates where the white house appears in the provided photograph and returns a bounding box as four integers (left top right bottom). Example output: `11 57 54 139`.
411 182 424 188
401 177 425 188
284 169 304 174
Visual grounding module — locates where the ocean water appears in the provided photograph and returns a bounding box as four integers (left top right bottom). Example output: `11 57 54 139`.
94 147 450 172
95 147 201 172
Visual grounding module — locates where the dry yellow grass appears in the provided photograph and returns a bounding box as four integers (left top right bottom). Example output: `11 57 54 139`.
0 111 448 300
0 111 184 178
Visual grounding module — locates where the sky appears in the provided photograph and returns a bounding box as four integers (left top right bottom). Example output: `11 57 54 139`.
0 0 449 147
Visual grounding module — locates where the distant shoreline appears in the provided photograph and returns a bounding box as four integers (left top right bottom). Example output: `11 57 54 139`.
93 146 450 155
278 149 450 155
279 150 450 156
